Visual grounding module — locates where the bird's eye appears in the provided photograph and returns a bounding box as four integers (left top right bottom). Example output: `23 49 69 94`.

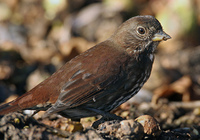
137 27 145 34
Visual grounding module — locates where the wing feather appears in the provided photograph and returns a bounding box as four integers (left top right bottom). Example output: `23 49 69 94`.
59 71 119 107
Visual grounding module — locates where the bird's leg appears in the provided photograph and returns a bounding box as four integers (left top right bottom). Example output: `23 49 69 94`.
30 110 40 117
71 118 81 122
84 107 124 121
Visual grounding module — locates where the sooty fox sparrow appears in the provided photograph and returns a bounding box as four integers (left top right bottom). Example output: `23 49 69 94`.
0 15 171 121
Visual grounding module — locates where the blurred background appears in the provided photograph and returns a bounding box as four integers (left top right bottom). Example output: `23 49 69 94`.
0 0 200 105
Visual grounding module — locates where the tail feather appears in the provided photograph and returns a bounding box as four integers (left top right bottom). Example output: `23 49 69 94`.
0 101 21 115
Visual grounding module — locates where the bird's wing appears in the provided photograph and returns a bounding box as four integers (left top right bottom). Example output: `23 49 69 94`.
47 44 128 113
58 60 124 108
61 72 117 106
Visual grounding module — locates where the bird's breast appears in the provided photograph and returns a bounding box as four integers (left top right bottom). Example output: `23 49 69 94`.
123 52 154 93
94 52 154 112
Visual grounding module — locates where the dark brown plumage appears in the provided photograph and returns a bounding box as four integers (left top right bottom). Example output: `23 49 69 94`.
0 15 171 120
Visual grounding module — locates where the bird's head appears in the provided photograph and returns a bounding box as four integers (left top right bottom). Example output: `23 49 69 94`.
110 15 171 54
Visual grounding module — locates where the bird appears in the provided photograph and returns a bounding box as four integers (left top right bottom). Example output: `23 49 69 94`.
0 15 171 121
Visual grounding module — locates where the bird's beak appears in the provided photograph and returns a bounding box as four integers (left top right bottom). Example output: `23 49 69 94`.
152 31 171 41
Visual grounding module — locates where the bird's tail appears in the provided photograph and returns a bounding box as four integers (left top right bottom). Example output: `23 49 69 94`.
0 101 21 115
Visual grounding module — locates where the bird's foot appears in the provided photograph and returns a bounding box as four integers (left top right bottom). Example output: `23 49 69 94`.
85 107 124 128
85 107 124 121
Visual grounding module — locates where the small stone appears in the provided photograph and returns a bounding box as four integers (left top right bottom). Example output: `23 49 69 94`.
96 119 144 139
135 115 161 137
